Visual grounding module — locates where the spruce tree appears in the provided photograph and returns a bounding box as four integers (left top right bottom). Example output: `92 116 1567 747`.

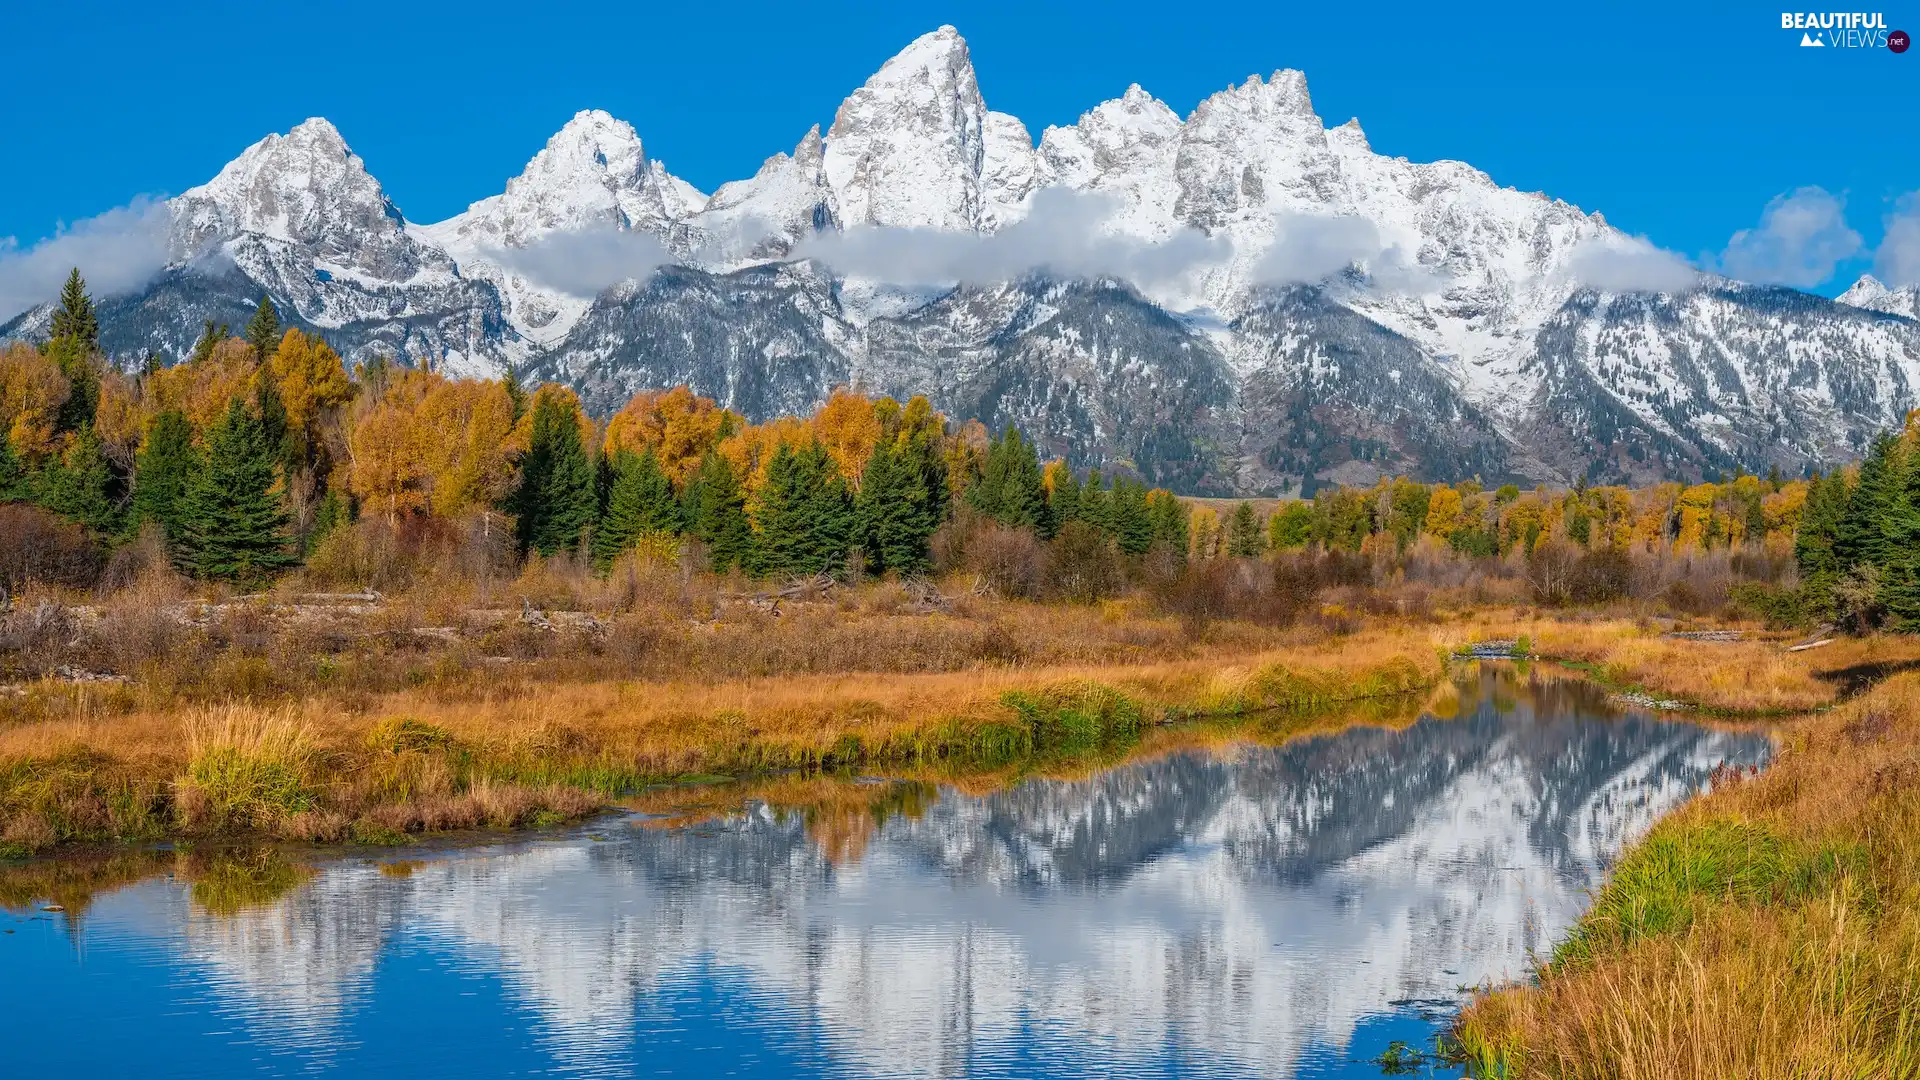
172 399 295 584
1145 490 1191 560
1110 477 1154 556
857 440 938 575
0 428 25 503
1835 434 1901 573
593 449 681 568
1048 467 1083 530
684 451 754 573
190 321 229 365
33 429 119 535
966 427 1046 532
1795 470 1850 617
244 296 281 363
510 394 596 557
1078 470 1115 535
753 442 853 578
1881 450 1920 629
132 410 199 543
1226 501 1265 558
49 269 99 347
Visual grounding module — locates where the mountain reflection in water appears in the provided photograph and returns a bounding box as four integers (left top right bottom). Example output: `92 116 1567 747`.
1 668 1772 1079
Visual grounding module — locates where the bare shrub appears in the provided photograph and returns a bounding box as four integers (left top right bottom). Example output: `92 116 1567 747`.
1046 521 1124 604
960 522 1046 600
0 504 102 595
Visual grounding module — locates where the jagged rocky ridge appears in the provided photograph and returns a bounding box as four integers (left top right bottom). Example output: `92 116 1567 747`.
6 26 1917 492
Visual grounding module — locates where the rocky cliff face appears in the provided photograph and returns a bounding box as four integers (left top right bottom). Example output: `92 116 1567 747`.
8 25 1917 491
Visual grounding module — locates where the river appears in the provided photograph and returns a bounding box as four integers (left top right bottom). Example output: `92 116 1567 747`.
0 667 1771 1078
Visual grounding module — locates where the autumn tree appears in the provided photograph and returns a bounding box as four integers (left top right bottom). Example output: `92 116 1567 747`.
0 343 71 460
602 385 733 488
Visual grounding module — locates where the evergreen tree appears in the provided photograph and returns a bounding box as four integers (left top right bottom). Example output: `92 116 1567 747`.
1226 501 1266 558
0 428 25 503
305 488 350 553
190 320 229 365
1109 477 1154 556
1078 470 1114 535
141 351 165 378
1145 490 1191 561
1881 449 1920 629
966 427 1046 532
856 440 939 575
502 371 528 423
509 394 597 557
593 449 681 568
244 296 281 363
753 442 854 578
49 269 99 347
33 429 118 534
684 451 754 574
45 272 101 435
172 399 295 583
1048 467 1083 530
132 410 199 543
1835 434 1902 573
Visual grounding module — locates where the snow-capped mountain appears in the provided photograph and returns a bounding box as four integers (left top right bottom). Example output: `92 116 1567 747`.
1840 273 1920 319
7 25 1918 491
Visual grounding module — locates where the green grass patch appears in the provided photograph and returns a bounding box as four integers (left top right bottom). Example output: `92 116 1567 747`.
1552 816 1872 969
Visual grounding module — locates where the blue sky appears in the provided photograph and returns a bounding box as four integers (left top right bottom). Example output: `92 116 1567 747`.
3 0 1916 298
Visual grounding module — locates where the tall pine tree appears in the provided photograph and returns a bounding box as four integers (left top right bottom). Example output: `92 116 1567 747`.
510 393 597 557
244 296 281 363
47 269 101 435
172 399 295 584
0 428 25 503
1226 501 1265 558
33 428 118 534
1795 470 1851 617
857 440 938 574
189 320 228 365
966 427 1046 532
753 441 853 578
132 410 199 543
593 448 681 568
684 451 754 574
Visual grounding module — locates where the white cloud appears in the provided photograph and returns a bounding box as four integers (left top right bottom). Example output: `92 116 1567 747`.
0 198 172 323
1714 187 1862 288
1873 192 1920 288
793 187 1231 294
488 228 677 298
1564 234 1699 293
1250 212 1438 294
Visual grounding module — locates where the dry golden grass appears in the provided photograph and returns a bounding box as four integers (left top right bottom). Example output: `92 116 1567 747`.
1454 672 1920 1078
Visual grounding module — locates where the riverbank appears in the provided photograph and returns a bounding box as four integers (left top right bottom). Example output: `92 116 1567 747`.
0 626 1441 855
1453 668 1920 1077
5 592 1919 857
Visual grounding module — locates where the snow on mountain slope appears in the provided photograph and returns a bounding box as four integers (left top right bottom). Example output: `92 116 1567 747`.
1840 274 1920 319
163 117 518 375
16 24 1919 490
820 26 994 232
417 110 707 346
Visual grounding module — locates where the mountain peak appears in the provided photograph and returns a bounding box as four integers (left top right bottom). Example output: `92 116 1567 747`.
873 25 970 82
1839 273 1918 318
824 25 988 230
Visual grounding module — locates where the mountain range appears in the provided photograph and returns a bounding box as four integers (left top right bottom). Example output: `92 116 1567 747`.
7 26 1918 494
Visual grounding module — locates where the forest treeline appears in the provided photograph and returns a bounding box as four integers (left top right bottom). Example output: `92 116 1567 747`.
2 271 1916 631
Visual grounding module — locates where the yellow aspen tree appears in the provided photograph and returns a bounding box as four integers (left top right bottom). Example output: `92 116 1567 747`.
603 385 733 488
811 389 881 486
0 342 71 459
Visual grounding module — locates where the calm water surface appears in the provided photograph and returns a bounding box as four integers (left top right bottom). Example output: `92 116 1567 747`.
2 670 1770 1078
